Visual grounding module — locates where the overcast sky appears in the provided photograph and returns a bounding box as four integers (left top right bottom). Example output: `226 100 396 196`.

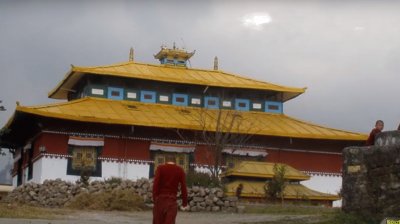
1 0 400 136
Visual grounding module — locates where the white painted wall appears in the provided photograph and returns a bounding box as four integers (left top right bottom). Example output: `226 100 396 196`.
101 161 150 180
12 176 17 187
32 158 43 183
40 157 79 183
25 157 150 184
302 174 342 207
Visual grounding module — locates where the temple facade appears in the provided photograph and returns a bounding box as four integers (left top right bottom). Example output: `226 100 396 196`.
0 46 366 201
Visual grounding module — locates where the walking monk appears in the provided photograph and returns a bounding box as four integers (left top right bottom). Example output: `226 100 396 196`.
153 155 188 224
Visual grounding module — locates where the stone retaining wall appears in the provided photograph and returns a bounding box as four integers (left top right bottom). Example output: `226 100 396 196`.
2 178 238 212
342 131 400 218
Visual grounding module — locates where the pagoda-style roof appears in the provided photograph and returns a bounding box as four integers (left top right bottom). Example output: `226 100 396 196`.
222 161 310 181
48 61 306 101
225 180 340 201
4 97 367 141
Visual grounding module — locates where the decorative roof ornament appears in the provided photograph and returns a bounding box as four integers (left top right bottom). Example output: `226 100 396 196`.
129 47 134 62
154 43 195 67
214 56 219 70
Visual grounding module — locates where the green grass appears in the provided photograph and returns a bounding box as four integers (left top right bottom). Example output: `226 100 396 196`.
244 204 336 215
242 204 380 224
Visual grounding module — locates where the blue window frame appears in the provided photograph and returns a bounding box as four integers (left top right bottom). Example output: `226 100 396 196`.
265 101 283 114
107 87 124 100
235 99 250 111
140 90 156 103
204 96 219 109
172 93 188 106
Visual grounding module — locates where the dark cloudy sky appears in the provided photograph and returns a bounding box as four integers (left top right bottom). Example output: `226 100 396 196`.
1 0 400 135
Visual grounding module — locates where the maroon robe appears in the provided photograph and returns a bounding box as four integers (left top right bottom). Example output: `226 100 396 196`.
152 163 188 224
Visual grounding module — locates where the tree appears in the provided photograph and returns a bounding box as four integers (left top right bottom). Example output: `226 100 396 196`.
0 100 5 111
0 100 7 155
177 106 258 182
0 128 11 156
266 163 287 205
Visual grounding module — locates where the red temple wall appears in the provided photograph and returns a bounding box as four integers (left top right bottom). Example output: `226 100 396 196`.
266 149 342 173
102 138 150 160
15 132 342 174
194 145 216 165
33 133 69 156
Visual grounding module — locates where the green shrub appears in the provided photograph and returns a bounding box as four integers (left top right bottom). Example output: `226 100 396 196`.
104 177 122 185
186 170 220 187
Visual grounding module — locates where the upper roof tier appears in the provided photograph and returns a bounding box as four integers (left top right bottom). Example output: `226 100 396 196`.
7 97 367 141
48 61 306 101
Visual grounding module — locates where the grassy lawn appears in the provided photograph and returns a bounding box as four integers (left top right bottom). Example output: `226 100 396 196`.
0 203 73 219
243 204 379 224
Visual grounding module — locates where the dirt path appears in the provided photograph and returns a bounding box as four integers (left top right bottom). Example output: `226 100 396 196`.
0 210 322 224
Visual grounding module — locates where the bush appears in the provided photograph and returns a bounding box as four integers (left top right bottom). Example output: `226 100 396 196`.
104 177 122 185
186 170 220 187
67 189 146 211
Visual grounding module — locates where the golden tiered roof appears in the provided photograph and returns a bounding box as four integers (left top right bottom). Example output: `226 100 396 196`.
48 61 306 101
225 180 340 200
223 161 340 200
222 161 310 180
8 97 367 140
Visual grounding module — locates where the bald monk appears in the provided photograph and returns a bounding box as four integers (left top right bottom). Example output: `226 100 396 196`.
153 155 188 224
366 120 384 146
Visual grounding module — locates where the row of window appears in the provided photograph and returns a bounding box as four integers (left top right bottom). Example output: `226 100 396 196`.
86 86 283 113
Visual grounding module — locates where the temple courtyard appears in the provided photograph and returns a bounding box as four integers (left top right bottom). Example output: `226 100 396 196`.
0 204 341 224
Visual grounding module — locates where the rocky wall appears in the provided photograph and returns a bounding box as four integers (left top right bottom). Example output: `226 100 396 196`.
342 131 400 218
2 178 238 212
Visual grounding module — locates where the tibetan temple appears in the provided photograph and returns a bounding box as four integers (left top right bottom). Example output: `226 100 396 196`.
223 161 340 206
0 46 367 201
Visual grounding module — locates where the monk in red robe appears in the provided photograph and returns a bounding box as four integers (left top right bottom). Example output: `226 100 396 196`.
152 155 188 224
366 120 384 146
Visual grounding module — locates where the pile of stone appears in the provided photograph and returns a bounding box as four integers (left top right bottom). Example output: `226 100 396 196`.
186 186 237 212
2 178 238 212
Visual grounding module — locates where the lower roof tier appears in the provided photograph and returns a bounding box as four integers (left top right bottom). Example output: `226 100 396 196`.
225 180 340 201
4 97 367 141
222 161 310 181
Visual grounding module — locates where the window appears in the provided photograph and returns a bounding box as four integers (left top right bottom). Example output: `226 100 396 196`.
67 145 102 177
252 103 262 110
71 147 97 171
173 93 188 106
222 100 232 108
268 105 279 110
204 96 219 109
91 88 104 96
126 92 137 100
111 91 120 97
235 99 250 111
191 98 201 106
107 87 123 100
154 153 189 173
159 95 170 103
265 101 283 114
140 90 156 103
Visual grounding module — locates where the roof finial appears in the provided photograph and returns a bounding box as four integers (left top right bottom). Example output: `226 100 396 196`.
214 56 219 70
129 47 134 62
